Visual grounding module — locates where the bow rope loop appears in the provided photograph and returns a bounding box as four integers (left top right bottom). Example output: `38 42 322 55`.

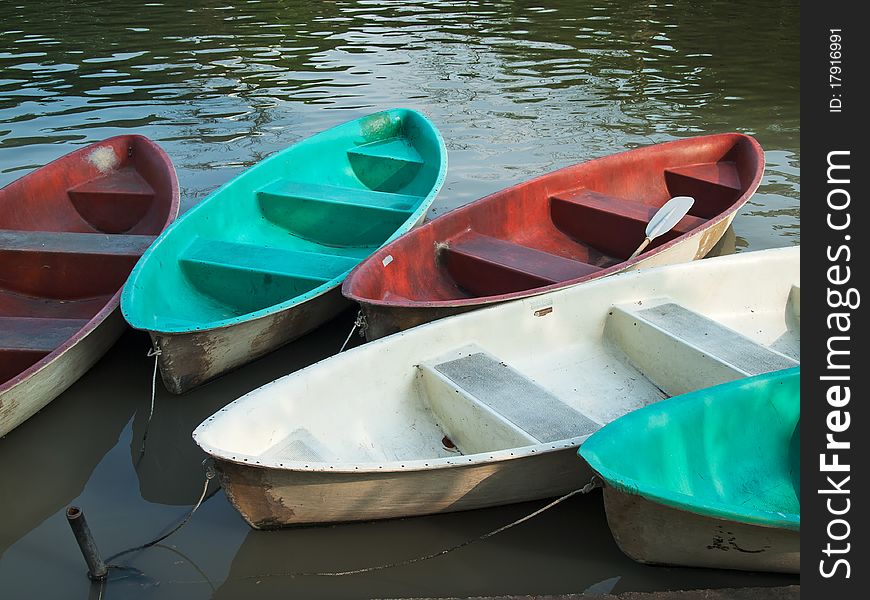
339 310 367 352
136 345 162 465
106 459 219 565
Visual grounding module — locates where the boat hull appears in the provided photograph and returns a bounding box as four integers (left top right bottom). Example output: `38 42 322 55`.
0 135 179 435
215 446 590 528
194 247 800 528
361 213 733 339
123 109 447 393
0 309 125 436
344 133 761 341
602 486 799 573
152 285 349 394
152 203 432 393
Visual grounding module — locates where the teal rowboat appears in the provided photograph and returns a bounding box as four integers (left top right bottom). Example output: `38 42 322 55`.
580 368 800 573
122 109 446 393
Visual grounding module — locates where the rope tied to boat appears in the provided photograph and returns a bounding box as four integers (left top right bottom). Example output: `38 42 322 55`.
70 460 221 591
238 475 602 580
136 344 162 465
90 472 600 588
339 310 367 352
107 459 218 565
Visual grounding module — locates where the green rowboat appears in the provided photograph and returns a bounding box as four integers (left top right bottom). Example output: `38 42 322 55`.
580 367 800 573
122 109 446 393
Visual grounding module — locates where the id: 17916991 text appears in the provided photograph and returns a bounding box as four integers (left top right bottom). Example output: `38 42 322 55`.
830 29 843 113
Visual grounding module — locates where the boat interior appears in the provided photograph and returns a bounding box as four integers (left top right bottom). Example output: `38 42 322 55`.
125 110 444 330
197 253 799 470
347 134 762 304
0 137 173 385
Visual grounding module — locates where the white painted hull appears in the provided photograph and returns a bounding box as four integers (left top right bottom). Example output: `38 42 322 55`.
602 486 800 573
217 447 590 528
194 247 800 528
152 285 350 394
0 309 125 437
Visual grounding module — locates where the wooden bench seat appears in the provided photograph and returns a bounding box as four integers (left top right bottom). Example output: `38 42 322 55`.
257 179 423 247
550 189 707 259
178 238 359 314
0 230 155 298
419 346 600 454
0 316 89 353
441 232 602 296
346 137 424 191
607 299 798 395
0 316 89 383
664 161 742 219
0 229 156 256
67 165 156 233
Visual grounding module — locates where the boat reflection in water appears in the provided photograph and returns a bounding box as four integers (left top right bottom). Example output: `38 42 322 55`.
130 310 363 505
213 490 793 599
0 332 141 556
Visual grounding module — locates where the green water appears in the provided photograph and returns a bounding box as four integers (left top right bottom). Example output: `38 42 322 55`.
0 1 798 598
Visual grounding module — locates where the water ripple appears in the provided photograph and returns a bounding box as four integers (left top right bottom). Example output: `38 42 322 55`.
0 0 798 238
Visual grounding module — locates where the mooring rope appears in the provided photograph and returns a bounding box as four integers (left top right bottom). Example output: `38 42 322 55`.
339 310 366 352
237 477 601 580
107 460 218 565
98 466 599 588
150 543 218 593
135 345 161 465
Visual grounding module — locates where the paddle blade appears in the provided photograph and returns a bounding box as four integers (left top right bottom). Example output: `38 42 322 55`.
646 195 695 240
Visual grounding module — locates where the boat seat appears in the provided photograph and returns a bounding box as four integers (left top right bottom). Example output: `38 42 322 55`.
257 179 422 247
0 230 155 298
178 238 359 314
606 299 799 396
260 428 331 463
550 189 707 259
664 161 742 219
441 232 602 296
0 229 156 256
0 315 90 381
67 166 156 233
419 346 601 455
347 137 424 191
0 316 89 353
0 288 108 320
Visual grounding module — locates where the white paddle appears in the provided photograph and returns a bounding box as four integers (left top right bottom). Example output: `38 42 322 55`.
628 195 695 259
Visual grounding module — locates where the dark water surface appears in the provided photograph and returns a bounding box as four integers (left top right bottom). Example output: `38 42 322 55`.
0 1 798 598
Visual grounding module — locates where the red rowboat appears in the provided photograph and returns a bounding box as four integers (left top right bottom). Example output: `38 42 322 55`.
1 135 179 436
343 134 764 339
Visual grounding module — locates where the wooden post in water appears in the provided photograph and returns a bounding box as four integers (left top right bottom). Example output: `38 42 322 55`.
66 506 108 581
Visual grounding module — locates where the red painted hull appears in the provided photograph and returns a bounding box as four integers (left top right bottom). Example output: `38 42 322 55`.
343 134 764 339
0 135 179 434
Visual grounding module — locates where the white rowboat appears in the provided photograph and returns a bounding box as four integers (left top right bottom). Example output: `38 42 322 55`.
193 247 800 528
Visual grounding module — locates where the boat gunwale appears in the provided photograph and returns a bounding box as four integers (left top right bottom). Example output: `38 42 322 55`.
341 132 765 310
581 367 801 532
193 423 588 474
0 134 181 396
121 108 448 335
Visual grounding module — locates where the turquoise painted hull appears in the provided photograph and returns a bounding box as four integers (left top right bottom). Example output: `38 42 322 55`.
580 368 800 572
122 109 446 393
